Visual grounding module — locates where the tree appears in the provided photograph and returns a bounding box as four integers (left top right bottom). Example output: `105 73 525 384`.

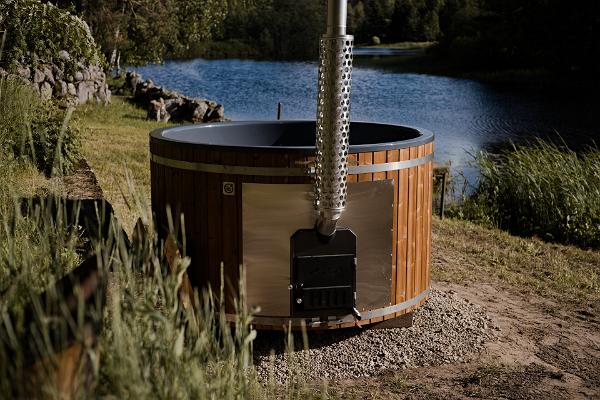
47 0 227 65
361 0 394 40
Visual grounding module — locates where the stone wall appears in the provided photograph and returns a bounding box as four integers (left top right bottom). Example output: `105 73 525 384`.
2 50 110 106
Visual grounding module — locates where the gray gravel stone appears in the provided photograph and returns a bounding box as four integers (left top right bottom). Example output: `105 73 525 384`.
253 289 497 383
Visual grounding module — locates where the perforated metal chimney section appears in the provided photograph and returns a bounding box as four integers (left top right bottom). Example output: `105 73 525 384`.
315 0 354 237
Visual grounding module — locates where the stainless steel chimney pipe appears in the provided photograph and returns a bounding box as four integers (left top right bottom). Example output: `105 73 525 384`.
315 0 354 237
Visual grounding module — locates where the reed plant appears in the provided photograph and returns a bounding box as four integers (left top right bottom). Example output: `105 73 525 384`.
454 139 600 249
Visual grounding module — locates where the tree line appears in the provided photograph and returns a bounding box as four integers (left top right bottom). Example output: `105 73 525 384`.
46 0 598 75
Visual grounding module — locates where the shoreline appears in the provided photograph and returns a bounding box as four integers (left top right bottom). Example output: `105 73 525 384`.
156 47 598 93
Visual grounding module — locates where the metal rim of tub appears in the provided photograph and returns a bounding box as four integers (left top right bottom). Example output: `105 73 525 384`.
150 120 435 176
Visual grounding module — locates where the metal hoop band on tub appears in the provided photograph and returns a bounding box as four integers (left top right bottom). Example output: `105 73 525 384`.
225 287 430 328
150 153 433 177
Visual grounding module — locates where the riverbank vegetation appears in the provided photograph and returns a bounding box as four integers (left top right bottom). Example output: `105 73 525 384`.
43 0 599 78
451 140 600 250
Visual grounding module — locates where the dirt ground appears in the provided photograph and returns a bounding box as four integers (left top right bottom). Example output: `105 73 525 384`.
327 281 600 399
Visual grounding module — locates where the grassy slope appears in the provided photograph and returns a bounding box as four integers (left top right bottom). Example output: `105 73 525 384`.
73 96 171 232
432 218 600 308
75 98 600 311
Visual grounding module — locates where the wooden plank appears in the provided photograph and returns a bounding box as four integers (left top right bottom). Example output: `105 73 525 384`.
221 151 239 311
358 152 373 182
406 146 418 307
150 160 157 226
387 150 399 305
421 146 428 294
370 143 388 330
236 151 251 305
372 151 387 181
396 148 410 312
425 142 434 289
206 150 222 294
179 147 195 256
347 153 358 183
414 145 425 297
191 151 209 289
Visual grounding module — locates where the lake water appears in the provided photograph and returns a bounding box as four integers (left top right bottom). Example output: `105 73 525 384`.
137 57 599 185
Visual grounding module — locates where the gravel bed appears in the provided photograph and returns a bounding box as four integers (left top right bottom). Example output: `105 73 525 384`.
253 289 497 382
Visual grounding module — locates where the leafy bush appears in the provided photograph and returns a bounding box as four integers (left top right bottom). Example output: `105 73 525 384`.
0 76 80 175
454 140 600 249
0 0 102 73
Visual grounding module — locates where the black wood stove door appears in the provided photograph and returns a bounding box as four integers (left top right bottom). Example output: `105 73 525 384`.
290 229 357 317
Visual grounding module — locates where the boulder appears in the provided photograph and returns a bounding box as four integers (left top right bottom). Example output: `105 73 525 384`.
43 66 55 85
149 98 170 122
16 66 31 80
94 85 111 105
67 83 77 96
53 65 64 81
33 68 45 83
126 72 143 95
124 71 226 123
206 104 225 122
59 50 71 62
191 101 210 122
164 97 185 117
40 81 53 101
74 71 84 82
55 80 68 97
82 69 91 81
77 81 95 104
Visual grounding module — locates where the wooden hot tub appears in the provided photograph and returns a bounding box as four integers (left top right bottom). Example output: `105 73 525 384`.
150 121 434 329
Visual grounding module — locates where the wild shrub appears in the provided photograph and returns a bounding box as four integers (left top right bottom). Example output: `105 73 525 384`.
455 140 600 249
0 76 80 175
0 0 102 73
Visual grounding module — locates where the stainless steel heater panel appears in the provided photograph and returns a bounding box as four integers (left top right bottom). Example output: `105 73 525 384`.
243 181 393 317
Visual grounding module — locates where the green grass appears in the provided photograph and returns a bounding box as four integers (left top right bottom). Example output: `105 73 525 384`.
73 96 171 232
432 217 600 307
